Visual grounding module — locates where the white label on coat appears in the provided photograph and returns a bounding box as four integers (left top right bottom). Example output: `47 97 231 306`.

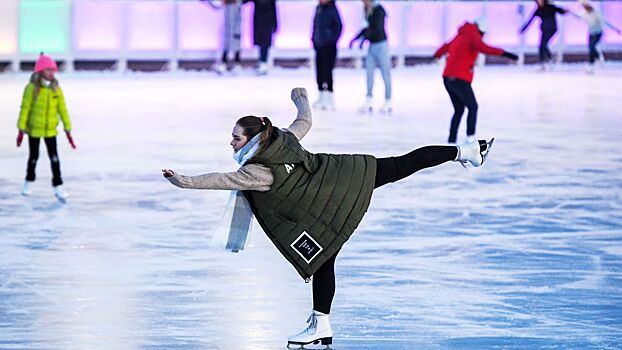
291 231 323 264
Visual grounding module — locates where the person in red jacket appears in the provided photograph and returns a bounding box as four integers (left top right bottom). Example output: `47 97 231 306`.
434 19 518 144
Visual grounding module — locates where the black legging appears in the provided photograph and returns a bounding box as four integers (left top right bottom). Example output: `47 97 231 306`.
315 45 337 92
443 77 478 144
588 32 602 64
539 24 557 62
312 146 458 314
26 136 63 187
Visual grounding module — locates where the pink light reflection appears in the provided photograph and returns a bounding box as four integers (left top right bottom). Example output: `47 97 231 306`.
127 2 174 51
73 1 123 51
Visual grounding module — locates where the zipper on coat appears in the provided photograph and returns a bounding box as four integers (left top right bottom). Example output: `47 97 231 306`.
45 90 50 136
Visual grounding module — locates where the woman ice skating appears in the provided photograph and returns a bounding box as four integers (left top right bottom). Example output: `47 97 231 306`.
350 0 392 114
311 0 343 111
434 18 518 144
243 0 278 75
162 87 494 348
574 0 621 73
520 0 569 70
203 0 243 74
17 53 76 202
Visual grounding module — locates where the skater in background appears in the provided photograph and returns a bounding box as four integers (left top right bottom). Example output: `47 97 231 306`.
16 53 76 201
243 0 278 75
520 0 569 70
203 0 243 74
311 0 342 110
573 0 621 73
162 87 494 348
350 0 392 114
434 19 518 144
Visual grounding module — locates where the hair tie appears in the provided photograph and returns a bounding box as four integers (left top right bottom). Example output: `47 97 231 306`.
260 117 266 126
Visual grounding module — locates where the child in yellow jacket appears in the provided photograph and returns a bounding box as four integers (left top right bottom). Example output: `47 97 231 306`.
17 54 76 201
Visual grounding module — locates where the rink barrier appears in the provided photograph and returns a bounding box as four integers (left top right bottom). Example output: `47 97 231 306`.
0 0 621 72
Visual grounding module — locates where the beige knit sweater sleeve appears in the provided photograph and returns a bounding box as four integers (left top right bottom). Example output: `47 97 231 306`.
166 164 274 191
166 87 312 192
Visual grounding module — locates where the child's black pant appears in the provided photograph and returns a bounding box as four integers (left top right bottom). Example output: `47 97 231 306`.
26 136 63 187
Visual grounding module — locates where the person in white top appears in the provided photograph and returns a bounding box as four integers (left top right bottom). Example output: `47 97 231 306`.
574 0 621 71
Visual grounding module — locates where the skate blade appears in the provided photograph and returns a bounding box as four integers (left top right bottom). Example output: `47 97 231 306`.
481 138 495 164
287 337 332 348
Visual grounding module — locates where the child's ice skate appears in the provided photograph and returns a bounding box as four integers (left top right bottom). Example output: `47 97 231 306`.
455 138 494 168
21 181 33 196
359 97 373 114
53 185 68 202
287 311 333 349
380 99 392 114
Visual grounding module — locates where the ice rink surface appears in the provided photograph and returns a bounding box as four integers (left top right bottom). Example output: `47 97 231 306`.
1 64 621 350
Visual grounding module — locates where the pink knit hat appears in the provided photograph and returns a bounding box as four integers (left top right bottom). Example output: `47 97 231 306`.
34 54 58 73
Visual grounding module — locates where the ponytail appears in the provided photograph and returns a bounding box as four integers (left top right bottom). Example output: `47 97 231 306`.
236 115 276 155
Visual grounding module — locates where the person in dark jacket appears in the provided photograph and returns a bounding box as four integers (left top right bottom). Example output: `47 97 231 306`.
311 0 342 111
434 19 518 144
350 0 392 114
243 0 278 75
520 0 568 69
163 87 494 347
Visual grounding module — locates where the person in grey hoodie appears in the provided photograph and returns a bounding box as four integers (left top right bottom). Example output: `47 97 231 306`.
574 0 621 73
162 87 494 348
311 0 343 111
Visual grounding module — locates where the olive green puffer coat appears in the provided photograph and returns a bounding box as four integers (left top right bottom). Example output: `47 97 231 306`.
244 129 377 280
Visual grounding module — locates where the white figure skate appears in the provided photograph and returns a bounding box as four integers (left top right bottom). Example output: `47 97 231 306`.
380 99 392 114
313 91 327 110
287 311 333 349
53 185 68 202
359 96 373 114
455 138 495 168
21 181 33 196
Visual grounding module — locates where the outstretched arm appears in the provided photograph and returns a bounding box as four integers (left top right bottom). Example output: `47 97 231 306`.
433 42 450 59
520 9 537 33
284 87 312 141
163 164 273 191
472 37 505 56
349 28 367 48
591 10 621 33
553 5 568 15
604 19 622 34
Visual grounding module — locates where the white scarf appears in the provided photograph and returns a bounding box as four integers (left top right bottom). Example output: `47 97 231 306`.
212 134 262 252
